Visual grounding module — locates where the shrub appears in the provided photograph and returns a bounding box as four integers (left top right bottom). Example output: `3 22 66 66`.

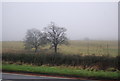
2 53 119 70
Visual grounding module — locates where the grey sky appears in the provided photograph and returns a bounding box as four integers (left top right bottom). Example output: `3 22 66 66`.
0 2 2 41
2 2 118 41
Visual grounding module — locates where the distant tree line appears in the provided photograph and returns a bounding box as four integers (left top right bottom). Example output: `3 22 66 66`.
24 22 68 53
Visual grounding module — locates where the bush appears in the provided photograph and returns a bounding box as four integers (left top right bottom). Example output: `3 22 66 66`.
2 53 119 70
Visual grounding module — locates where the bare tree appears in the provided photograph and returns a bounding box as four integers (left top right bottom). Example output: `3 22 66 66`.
24 28 47 52
44 22 68 53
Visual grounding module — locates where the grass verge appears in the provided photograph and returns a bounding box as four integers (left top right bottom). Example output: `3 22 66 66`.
2 64 120 80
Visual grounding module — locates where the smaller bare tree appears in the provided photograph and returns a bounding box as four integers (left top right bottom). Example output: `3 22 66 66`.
44 22 68 53
24 28 47 52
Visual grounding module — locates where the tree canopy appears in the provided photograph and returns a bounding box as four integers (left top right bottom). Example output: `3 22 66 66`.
44 22 68 53
24 28 47 52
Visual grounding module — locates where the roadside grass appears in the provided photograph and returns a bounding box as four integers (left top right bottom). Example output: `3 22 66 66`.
2 64 120 80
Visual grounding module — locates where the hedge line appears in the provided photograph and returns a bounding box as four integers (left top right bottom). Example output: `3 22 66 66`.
2 53 120 70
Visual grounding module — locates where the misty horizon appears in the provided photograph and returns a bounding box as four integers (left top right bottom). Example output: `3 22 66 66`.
2 2 118 41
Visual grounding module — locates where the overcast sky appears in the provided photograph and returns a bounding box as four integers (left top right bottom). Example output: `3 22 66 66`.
2 2 118 41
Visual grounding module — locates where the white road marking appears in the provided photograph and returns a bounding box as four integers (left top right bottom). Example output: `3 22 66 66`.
2 73 69 79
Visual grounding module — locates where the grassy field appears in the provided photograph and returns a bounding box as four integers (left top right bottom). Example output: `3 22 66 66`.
2 40 119 79
0 41 2 54
2 64 120 80
2 40 118 57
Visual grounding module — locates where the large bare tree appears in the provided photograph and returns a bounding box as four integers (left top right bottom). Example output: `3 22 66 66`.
24 28 46 52
44 22 68 53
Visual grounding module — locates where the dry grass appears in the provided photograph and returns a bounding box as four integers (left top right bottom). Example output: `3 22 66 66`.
58 40 118 57
0 41 2 54
2 40 118 57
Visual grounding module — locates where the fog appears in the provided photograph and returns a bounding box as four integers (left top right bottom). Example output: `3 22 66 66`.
2 2 118 41
0 2 2 41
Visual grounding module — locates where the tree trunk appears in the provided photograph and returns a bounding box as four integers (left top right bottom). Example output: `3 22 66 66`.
54 45 57 53
35 47 38 53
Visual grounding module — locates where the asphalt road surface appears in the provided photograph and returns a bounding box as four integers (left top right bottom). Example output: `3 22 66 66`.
2 73 94 81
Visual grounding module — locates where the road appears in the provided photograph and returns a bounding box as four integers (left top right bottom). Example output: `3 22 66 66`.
2 73 68 79
2 73 94 81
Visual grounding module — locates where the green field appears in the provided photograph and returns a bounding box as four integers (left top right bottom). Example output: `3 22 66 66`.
2 40 118 57
2 64 120 80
